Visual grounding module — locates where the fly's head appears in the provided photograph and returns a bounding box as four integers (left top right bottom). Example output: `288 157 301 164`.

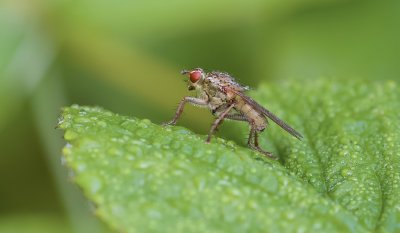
181 68 206 91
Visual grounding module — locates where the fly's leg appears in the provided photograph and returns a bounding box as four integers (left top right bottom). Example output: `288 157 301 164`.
248 126 276 159
222 113 275 159
163 97 208 126
206 103 235 143
224 113 248 122
247 126 255 145
254 130 259 147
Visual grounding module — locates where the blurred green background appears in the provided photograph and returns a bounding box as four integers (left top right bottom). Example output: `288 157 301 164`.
1 0 399 232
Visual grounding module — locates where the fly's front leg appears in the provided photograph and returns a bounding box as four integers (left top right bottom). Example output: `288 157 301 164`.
163 97 208 126
206 103 235 143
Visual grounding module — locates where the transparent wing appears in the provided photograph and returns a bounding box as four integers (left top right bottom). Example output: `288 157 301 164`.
232 90 303 140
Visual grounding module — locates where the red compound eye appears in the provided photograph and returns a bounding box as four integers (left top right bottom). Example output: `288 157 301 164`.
189 71 201 83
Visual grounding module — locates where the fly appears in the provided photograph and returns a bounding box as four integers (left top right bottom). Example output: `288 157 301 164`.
164 68 303 159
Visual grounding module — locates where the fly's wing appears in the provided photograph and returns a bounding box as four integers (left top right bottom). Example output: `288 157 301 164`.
232 90 303 140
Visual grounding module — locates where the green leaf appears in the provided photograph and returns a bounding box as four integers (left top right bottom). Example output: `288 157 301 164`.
58 79 400 233
250 80 400 232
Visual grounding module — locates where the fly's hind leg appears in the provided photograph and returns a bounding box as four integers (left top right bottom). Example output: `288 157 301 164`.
224 113 248 122
247 126 276 159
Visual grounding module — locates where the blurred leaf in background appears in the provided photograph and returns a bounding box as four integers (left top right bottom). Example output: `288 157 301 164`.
0 0 399 232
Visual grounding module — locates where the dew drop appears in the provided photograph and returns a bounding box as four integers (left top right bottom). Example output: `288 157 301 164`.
138 119 151 128
75 117 90 123
137 161 153 169
108 147 123 156
104 111 113 117
78 110 88 116
97 121 107 127
135 129 148 138
147 209 162 219
111 204 124 217
77 164 86 172
62 145 72 156
64 130 78 140
341 168 353 178
60 156 67 166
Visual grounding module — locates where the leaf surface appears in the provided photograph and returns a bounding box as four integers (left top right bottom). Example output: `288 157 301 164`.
59 80 400 233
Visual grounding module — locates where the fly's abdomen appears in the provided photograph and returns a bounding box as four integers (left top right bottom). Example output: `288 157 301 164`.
236 102 267 131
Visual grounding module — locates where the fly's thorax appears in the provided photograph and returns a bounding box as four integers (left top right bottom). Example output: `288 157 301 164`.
208 96 227 112
195 81 228 112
